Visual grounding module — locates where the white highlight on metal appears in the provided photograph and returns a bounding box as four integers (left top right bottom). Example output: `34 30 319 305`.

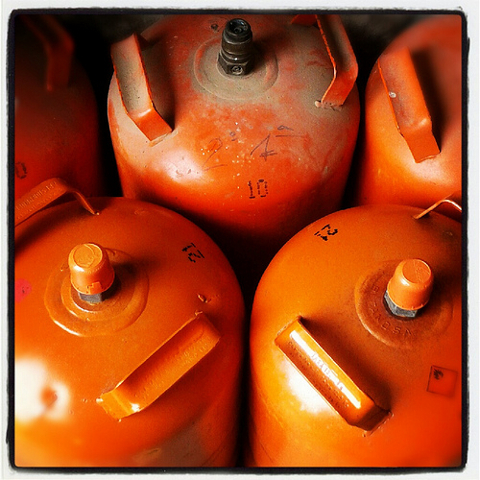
290 329 361 410
15 359 70 422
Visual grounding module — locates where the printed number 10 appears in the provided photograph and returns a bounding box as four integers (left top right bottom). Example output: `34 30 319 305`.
248 179 269 199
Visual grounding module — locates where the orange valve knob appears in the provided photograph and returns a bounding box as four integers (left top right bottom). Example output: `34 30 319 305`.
385 259 434 318
68 243 115 303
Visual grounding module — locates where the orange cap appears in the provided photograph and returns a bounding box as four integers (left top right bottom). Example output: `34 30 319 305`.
68 243 115 296
386 259 434 311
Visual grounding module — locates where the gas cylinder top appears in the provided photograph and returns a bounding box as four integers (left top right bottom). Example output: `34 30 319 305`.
248 202 462 467
14 179 244 467
107 14 360 270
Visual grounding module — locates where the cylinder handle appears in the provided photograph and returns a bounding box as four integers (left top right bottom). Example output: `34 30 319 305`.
292 14 358 107
15 178 97 228
378 47 440 162
414 191 462 220
19 14 74 91
276 317 389 431
111 34 173 142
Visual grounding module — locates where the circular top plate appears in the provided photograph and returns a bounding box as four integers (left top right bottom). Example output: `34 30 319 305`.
194 38 278 101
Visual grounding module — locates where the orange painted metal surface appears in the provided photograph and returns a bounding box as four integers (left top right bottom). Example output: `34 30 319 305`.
352 15 462 220
246 201 462 467
14 15 104 200
14 179 245 467
107 14 360 281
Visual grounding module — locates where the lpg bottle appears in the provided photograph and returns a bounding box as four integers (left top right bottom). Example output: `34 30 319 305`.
246 197 462 467
107 14 360 291
14 178 245 467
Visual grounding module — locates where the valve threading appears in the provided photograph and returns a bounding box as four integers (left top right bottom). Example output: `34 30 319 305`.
218 18 254 76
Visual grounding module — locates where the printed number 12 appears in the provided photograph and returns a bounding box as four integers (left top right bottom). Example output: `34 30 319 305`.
314 224 338 241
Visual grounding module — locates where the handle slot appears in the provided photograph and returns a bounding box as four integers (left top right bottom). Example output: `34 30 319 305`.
98 312 220 419
276 317 388 431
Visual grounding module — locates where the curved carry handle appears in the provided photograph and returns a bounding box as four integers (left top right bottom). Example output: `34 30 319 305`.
98 312 221 419
292 14 358 107
19 14 74 91
276 317 389 431
15 178 98 227
378 47 440 163
414 191 462 220
111 34 173 142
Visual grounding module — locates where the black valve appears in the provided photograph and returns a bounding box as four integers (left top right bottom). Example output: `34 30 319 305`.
218 18 254 76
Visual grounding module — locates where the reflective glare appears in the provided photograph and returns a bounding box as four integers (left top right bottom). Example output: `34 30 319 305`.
15 358 70 422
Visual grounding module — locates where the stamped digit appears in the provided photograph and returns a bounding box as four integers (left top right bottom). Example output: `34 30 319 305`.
257 179 268 197
182 242 205 263
314 224 338 241
247 179 269 199
247 181 255 199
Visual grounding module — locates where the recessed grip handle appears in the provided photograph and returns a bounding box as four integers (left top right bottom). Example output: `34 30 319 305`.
378 47 440 162
98 312 220 419
292 14 358 107
111 34 172 141
276 317 388 431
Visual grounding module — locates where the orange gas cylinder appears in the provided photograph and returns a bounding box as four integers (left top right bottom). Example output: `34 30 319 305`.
246 198 462 467
107 14 360 284
351 14 463 220
14 15 104 200
14 178 245 467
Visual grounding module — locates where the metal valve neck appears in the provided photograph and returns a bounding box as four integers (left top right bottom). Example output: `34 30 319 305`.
218 18 254 76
